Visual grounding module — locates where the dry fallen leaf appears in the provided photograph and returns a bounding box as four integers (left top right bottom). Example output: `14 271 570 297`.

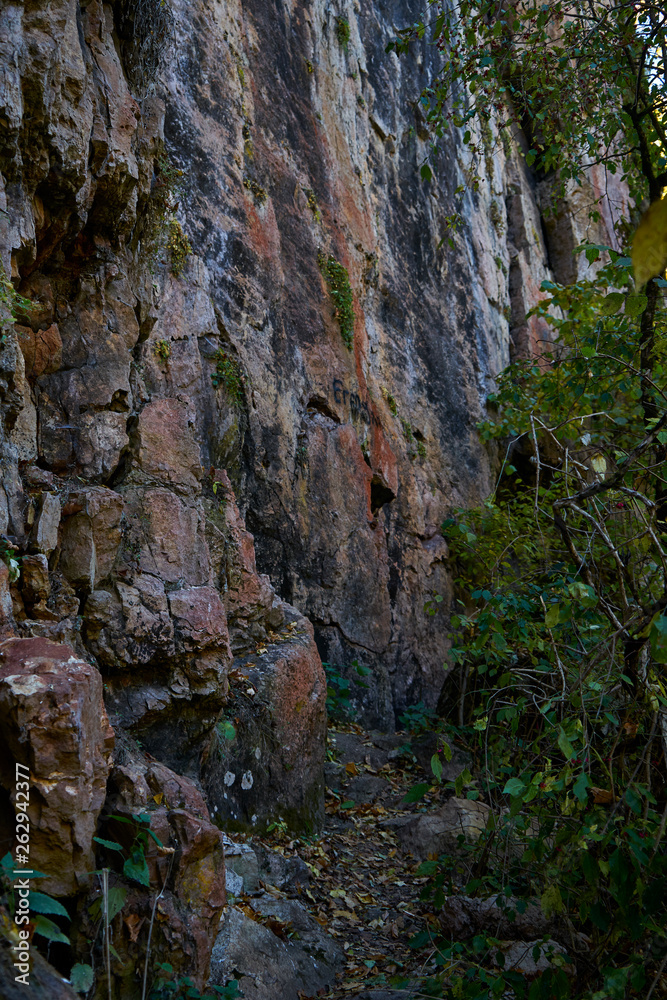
124 913 144 943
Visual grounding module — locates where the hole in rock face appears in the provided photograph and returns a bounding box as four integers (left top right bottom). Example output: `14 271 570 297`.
370 474 396 516
305 396 340 422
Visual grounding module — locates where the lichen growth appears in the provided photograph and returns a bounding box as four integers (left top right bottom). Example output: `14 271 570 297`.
167 219 192 277
317 251 354 350
211 349 246 404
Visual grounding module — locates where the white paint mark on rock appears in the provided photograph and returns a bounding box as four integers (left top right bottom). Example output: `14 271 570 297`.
224 771 236 786
241 771 253 790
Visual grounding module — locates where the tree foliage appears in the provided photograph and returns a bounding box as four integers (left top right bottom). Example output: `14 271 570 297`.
390 1 667 997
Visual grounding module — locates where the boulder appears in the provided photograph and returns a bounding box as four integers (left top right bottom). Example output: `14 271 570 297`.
202 607 326 833
58 487 124 589
30 491 61 556
440 894 551 941
136 398 202 492
496 939 573 977
208 892 342 1000
0 638 114 896
0 933 79 999
88 741 226 997
386 797 492 860
221 834 260 894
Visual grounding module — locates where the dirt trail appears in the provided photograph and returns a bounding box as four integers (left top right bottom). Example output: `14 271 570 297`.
249 723 447 999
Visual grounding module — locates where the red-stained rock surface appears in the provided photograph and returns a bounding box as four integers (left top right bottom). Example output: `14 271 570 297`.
0 638 114 896
87 741 226 996
0 0 622 992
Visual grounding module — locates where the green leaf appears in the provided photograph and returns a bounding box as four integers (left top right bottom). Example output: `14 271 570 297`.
573 771 590 802
540 885 564 918
625 293 648 317
402 783 431 803
431 753 443 782
33 914 70 945
217 720 236 740
649 614 667 663
29 892 70 918
70 963 95 994
544 603 560 628
599 291 624 315
123 850 150 887
420 163 433 182
557 728 575 760
93 837 124 853
502 777 526 797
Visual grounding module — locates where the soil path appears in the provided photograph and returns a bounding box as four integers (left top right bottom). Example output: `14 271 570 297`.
251 722 448 999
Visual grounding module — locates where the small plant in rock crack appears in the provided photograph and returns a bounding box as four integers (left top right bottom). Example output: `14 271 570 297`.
0 269 34 340
324 659 371 721
211 349 247 404
149 964 242 999
153 338 171 362
93 812 168 888
166 219 192 277
317 250 354 349
335 16 351 50
0 535 20 582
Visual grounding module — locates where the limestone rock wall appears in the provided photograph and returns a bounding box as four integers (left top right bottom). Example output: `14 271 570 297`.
0 0 618 743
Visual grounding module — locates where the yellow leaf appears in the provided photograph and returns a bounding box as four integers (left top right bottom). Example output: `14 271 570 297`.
632 197 667 287
345 762 359 776
590 453 606 476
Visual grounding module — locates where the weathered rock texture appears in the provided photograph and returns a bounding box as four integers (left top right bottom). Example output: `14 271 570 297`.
0 0 621 987
0 0 620 737
0 637 114 896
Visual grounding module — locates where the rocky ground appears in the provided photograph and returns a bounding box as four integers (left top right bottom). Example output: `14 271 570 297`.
215 721 474 1000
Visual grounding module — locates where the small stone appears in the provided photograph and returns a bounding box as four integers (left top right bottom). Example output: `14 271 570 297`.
30 491 61 555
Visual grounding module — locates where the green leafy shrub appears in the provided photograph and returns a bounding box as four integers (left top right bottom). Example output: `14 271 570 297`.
406 249 667 998
149 963 241 999
317 251 354 349
211 349 246 404
335 17 350 50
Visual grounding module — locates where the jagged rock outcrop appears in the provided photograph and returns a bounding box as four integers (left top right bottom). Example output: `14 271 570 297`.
82 739 227 997
0 637 114 896
0 0 622 995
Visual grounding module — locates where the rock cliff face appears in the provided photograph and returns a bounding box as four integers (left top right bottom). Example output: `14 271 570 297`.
0 0 622 993
0 0 620 735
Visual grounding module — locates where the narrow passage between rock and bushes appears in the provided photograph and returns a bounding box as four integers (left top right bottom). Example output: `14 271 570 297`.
217 721 481 1000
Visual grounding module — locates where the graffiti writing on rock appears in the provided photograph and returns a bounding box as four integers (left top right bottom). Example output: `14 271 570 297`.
333 379 382 428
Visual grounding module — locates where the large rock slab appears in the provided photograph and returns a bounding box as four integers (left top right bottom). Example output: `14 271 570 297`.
385 797 492 860
208 892 342 1000
203 607 327 833
0 638 114 896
